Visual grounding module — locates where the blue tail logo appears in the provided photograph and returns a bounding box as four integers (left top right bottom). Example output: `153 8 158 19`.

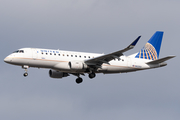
135 31 163 60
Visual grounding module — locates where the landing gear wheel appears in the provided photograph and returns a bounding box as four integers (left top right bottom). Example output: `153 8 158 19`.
24 72 28 77
89 72 96 79
76 77 83 84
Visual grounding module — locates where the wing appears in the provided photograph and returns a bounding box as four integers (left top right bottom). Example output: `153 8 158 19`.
85 36 141 66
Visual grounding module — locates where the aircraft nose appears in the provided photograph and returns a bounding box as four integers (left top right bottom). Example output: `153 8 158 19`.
4 57 11 63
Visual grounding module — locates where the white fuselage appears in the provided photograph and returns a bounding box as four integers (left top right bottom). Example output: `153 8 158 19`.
4 48 160 74
4 31 174 84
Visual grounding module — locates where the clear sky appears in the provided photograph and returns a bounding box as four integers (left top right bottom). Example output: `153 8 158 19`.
0 0 179 120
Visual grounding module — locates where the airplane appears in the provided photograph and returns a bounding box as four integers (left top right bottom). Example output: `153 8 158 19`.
4 31 175 84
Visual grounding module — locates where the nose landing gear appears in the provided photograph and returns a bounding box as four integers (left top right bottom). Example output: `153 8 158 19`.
22 65 29 77
24 72 28 77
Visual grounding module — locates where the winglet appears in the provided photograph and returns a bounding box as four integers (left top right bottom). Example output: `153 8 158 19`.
127 36 141 49
85 35 141 66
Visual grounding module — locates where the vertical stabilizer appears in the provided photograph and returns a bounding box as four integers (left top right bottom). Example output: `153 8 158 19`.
135 31 163 60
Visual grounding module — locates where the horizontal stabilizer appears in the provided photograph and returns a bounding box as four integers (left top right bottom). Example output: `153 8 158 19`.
146 56 176 64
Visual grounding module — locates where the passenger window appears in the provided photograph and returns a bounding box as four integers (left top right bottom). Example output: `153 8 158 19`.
50 53 52 55
71 55 73 57
79 56 81 58
88 56 90 58
84 56 86 58
58 54 60 56
42 53 43 54
46 53 48 55
54 53 56 55
75 55 77 57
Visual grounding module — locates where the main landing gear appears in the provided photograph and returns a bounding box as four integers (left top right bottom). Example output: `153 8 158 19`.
75 72 96 84
89 72 96 79
22 65 29 77
76 77 83 84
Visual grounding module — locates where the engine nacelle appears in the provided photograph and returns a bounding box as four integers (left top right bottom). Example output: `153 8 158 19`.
69 61 87 71
49 70 69 78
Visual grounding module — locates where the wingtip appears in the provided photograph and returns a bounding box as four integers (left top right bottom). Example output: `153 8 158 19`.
133 36 141 46
128 36 141 48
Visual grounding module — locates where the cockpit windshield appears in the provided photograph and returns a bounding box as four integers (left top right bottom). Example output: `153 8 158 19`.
13 50 24 53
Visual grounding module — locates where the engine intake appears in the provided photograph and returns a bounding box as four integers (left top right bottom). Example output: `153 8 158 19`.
49 70 69 78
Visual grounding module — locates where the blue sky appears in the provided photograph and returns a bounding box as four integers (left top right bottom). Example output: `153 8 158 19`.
0 0 179 120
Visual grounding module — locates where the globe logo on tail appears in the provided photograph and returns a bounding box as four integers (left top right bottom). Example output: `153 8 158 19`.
135 43 158 60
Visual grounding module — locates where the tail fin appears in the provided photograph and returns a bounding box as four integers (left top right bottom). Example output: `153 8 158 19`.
135 31 163 60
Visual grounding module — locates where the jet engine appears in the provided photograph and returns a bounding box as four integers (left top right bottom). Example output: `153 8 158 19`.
68 61 87 71
49 70 69 78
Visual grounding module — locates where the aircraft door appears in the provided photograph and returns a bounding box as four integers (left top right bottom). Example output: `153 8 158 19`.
32 49 38 60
